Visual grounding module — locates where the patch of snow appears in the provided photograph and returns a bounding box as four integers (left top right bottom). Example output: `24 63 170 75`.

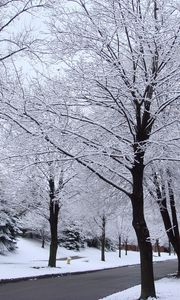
99 277 180 300
0 237 177 281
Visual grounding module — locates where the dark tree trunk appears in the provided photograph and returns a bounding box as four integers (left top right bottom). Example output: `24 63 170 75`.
156 239 161 257
48 177 59 268
125 239 128 255
42 236 45 248
177 253 180 278
48 201 59 267
118 235 121 258
168 175 180 276
169 240 171 256
131 158 156 299
153 171 180 276
101 215 106 262
128 81 157 298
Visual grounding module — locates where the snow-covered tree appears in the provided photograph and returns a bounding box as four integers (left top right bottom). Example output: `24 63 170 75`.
0 172 20 253
0 0 50 252
48 1 180 298
149 165 180 275
59 221 85 251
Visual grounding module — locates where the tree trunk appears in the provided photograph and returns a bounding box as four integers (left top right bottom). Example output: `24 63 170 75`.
169 240 171 256
42 236 45 248
101 215 106 262
131 160 156 299
119 235 121 258
156 239 161 257
125 239 128 255
153 171 180 276
48 177 59 268
168 176 180 276
177 253 180 277
132 215 156 299
48 201 59 267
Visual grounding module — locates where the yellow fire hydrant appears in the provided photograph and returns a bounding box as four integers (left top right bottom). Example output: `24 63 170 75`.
66 257 71 264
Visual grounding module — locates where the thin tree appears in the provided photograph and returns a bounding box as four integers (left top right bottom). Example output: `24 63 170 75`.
152 168 180 276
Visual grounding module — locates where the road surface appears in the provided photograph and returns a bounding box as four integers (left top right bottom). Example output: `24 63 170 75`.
0 259 177 300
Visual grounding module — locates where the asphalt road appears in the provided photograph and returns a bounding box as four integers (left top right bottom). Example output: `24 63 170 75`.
0 259 177 300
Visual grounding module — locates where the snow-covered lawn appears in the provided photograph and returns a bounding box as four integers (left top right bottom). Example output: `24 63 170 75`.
99 277 180 300
0 238 178 300
0 237 176 281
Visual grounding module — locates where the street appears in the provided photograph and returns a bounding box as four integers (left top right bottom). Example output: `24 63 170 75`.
0 259 177 300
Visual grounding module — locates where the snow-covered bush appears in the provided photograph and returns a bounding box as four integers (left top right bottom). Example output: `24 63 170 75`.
0 175 20 254
59 222 85 251
86 236 116 251
0 211 19 253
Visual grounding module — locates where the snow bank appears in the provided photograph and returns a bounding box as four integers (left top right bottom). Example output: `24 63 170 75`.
0 237 177 281
99 277 180 300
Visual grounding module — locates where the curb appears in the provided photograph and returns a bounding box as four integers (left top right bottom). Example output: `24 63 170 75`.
0 264 140 285
0 258 177 285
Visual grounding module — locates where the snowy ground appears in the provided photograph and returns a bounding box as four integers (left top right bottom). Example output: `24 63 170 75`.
0 238 178 299
0 237 176 280
100 277 180 300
